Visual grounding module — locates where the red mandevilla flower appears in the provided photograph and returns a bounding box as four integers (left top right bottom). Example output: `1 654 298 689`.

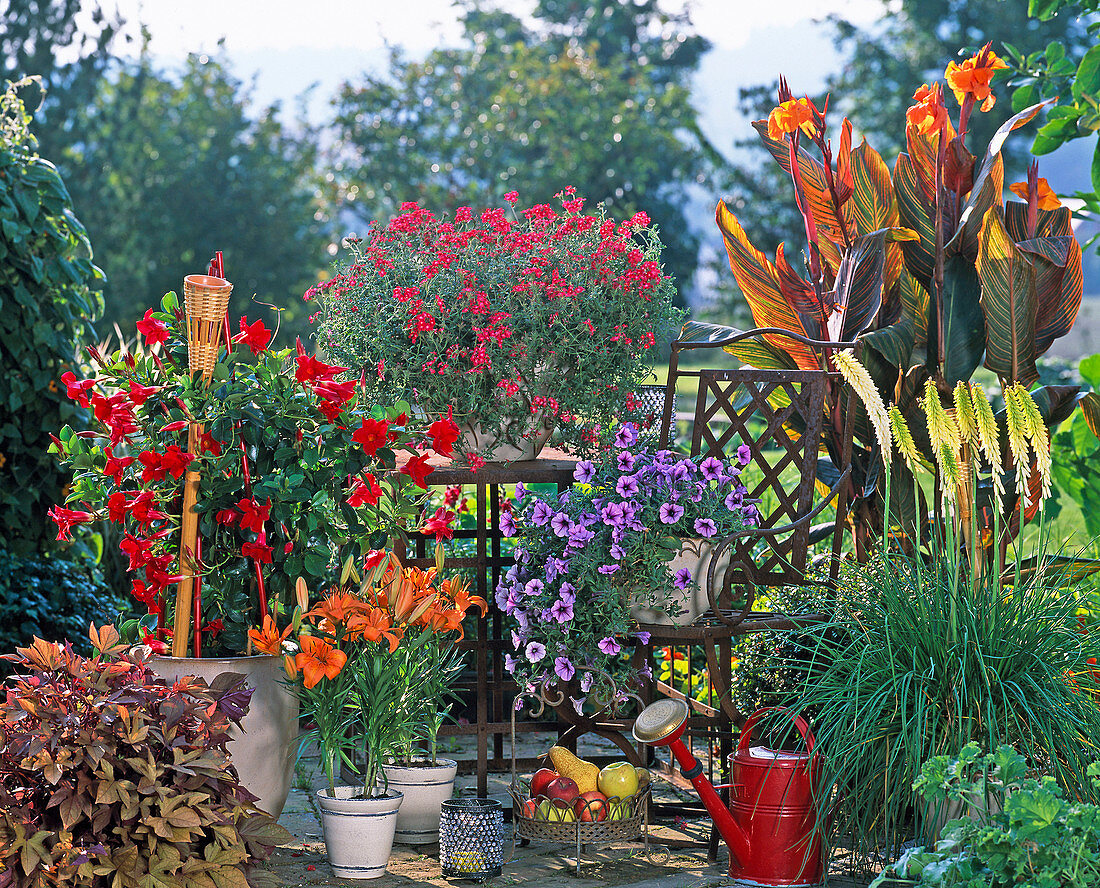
136 309 170 347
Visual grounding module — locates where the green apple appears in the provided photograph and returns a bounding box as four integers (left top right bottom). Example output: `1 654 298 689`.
607 798 631 820
537 798 576 822
634 766 650 788
598 761 640 800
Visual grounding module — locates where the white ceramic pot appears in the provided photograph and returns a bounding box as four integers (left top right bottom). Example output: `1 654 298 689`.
316 787 403 879
630 538 731 626
381 758 457 844
150 654 298 818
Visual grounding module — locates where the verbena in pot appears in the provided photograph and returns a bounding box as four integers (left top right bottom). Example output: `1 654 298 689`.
250 549 484 877
496 422 757 700
0 625 291 888
308 189 684 467
48 290 454 815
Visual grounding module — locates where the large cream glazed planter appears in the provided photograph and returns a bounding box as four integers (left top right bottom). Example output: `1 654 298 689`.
150 654 298 819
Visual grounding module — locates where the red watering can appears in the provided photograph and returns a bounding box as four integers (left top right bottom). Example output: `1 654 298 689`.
632 699 824 888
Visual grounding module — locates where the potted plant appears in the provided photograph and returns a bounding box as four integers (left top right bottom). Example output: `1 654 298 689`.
383 620 467 844
307 189 684 468
48 285 455 816
496 422 757 701
0 624 291 886
250 549 485 878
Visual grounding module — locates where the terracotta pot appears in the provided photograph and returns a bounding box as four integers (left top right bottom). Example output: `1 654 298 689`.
316 787 403 879
381 758 457 844
150 654 298 818
630 537 731 626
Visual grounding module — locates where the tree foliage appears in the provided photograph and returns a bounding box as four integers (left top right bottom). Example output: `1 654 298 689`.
56 47 330 342
325 0 717 304
0 81 103 555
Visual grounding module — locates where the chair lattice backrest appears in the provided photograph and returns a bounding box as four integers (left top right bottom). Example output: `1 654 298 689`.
658 324 858 624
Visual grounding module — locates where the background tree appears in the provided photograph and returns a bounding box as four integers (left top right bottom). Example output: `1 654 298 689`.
58 46 330 342
326 0 719 305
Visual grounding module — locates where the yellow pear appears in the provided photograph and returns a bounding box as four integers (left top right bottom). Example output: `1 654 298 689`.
548 745 600 794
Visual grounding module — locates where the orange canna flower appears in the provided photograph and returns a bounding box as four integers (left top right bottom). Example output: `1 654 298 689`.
906 83 949 136
295 635 347 689
767 97 817 141
248 614 292 655
1009 177 1061 211
945 48 1007 113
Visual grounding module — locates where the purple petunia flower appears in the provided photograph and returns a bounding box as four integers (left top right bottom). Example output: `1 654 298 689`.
725 489 743 511
559 583 576 604
515 610 530 631
525 641 547 663
598 564 621 575
551 512 572 537
659 502 685 524
737 443 752 466
531 500 554 526
504 654 519 674
614 423 638 448
601 501 626 527
674 568 692 589
694 517 717 538
617 450 636 472
573 460 596 483
567 524 594 547
690 482 705 503
580 672 595 693
554 656 575 681
544 556 569 582
610 543 625 560
699 456 724 481
744 503 759 526
523 578 545 597
616 475 640 498
494 582 510 611
505 589 523 615
636 630 651 644
598 636 622 655
499 510 517 537
671 460 695 482
511 630 524 650
550 598 574 623
515 482 527 501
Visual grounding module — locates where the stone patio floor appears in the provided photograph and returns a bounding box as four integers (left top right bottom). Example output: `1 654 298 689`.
265 732 872 888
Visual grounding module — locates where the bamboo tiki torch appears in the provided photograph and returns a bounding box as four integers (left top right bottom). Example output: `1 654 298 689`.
172 273 232 657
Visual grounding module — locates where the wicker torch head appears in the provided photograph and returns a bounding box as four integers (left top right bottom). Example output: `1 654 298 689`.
183 274 232 383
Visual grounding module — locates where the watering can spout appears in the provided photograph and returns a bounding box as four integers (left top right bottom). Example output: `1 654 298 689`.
631 699 752 867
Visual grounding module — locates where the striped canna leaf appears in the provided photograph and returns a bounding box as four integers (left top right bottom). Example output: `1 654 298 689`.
714 200 820 371
849 142 904 292
976 207 1039 386
892 153 937 290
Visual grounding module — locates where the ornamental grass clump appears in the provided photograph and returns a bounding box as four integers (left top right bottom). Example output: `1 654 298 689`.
0 625 290 888
308 189 683 467
780 534 1100 859
497 423 756 699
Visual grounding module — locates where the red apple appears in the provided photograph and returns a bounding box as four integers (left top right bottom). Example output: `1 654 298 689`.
530 767 559 799
544 776 580 805
519 798 539 819
573 790 609 822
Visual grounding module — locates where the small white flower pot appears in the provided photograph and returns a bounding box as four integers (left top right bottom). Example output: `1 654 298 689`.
630 537 731 625
316 787 403 879
381 758 458 844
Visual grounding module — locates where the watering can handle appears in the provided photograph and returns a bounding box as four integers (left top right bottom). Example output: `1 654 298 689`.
737 706 815 756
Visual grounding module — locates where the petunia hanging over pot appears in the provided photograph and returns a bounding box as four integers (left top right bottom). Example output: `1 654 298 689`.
307 188 684 468
49 288 459 659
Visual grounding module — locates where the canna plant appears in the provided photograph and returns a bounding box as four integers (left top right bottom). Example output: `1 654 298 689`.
702 44 1087 552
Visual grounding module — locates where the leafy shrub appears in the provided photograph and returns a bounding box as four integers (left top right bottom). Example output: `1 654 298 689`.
0 551 126 662
0 80 104 554
0 627 291 887
872 743 1100 887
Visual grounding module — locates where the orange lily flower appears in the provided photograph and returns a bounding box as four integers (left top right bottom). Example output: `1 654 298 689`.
350 606 404 653
1009 177 1061 211
945 46 1007 113
248 614 292 655
295 635 347 689
767 97 817 141
305 591 362 628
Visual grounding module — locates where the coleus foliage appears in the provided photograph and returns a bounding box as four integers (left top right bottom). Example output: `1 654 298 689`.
704 45 1090 542
0 625 291 888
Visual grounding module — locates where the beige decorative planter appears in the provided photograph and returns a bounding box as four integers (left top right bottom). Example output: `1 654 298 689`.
381 758 457 844
459 417 554 461
316 787 403 879
150 654 298 818
630 538 731 625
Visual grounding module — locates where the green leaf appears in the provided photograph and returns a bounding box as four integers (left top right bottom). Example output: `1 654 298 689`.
939 254 986 387
1080 355 1100 388
1073 45 1100 104
976 207 1038 386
